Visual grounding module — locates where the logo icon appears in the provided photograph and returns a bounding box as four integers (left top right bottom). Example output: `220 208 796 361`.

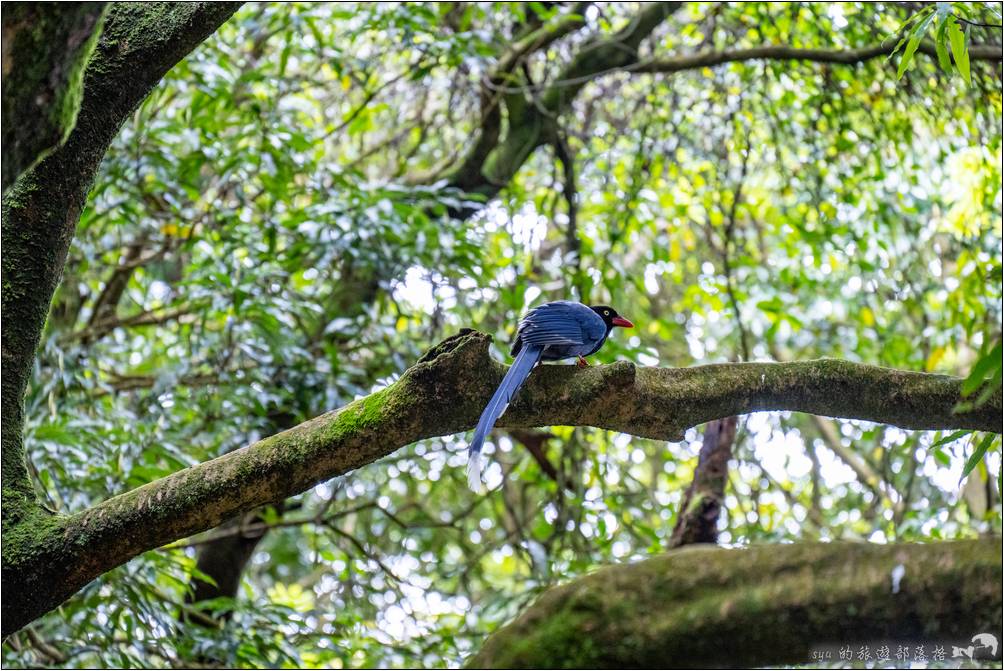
953 633 999 660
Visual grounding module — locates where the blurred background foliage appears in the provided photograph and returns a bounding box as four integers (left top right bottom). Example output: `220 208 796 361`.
4 2 1002 668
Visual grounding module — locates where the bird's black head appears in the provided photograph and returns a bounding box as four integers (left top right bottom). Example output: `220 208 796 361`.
590 305 634 330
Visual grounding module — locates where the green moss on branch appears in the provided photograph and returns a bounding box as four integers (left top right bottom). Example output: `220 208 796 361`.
468 539 1003 668
1 3 107 190
3 330 1000 635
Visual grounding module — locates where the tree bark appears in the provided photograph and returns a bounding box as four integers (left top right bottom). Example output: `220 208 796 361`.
2 329 1000 635
669 416 737 548
0 3 107 191
468 539 1003 668
1 2 242 527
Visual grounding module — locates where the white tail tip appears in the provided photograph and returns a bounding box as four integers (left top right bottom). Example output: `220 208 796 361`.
467 452 484 492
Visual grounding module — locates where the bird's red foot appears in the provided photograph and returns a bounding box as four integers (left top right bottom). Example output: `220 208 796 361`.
576 356 590 368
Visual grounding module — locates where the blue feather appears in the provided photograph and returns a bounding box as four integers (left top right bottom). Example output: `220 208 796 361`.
467 345 543 491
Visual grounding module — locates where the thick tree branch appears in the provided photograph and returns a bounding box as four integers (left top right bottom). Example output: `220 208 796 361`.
3 330 999 635
1 3 107 191
468 539 1003 668
1 2 241 525
636 41 1004 74
442 3 680 210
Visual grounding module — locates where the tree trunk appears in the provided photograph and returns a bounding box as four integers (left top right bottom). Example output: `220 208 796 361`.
0 3 107 191
669 416 737 548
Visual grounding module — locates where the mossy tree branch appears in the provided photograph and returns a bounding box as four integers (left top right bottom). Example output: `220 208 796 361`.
468 539 1003 668
0 3 107 191
1 2 242 526
3 330 1000 635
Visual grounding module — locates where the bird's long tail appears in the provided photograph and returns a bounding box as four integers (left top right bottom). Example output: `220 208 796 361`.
467 345 543 491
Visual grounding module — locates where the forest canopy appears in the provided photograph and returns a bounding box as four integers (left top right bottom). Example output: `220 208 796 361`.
1 2 1002 668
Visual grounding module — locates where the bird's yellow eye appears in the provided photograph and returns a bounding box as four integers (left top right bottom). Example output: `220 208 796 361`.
604 310 610 315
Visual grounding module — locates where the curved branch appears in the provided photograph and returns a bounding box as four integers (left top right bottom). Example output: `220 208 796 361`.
636 41 1003 74
1 1 242 524
442 3 681 209
468 539 1003 668
3 330 999 635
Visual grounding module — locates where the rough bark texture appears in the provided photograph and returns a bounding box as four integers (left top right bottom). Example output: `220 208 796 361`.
1 3 107 191
669 416 737 548
1 0 241 635
468 539 1003 668
3 329 1001 635
1 2 242 527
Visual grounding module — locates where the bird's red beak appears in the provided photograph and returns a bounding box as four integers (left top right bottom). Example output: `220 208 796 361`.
611 316 634 328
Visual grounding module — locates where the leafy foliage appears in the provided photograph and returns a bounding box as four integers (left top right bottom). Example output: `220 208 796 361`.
4 3 1001 668
892 2 1001 83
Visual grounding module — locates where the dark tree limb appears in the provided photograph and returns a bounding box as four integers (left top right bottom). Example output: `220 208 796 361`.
1 2 242 526
636 41 1004 74
467 539 1003 668
441 2 682 212
669 416 737 548
2 330 1000 635
1 3 107 190
441 22 1000 215
183 509 273 618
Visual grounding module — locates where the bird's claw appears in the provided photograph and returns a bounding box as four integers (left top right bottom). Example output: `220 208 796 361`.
576 356 590 368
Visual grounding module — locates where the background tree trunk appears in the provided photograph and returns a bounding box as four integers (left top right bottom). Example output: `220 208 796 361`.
669 416 737 548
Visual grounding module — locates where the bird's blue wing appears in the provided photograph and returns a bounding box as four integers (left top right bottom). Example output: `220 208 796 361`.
516 301 590 347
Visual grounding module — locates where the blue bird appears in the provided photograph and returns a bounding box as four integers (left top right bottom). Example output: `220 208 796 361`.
467 300 634 490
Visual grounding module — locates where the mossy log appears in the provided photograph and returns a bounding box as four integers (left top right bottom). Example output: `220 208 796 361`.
3 330 1001 635
468 539 1004 668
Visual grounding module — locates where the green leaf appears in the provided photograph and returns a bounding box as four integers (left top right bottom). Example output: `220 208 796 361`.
930 429 972 449
934 21 952 71
897 35 923 79
961 433 997 480
947 17 971 84
962 341 1002 395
